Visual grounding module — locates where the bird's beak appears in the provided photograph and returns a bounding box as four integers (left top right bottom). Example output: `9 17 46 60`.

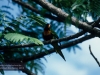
48 24 50 28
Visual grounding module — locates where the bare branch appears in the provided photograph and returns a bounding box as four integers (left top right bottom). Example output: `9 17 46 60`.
4 35 94 63
89 45 100 67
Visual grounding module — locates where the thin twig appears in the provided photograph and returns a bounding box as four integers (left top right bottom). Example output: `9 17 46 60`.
89 45 100 67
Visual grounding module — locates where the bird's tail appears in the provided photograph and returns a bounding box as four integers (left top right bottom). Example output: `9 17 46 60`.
51 43 66 61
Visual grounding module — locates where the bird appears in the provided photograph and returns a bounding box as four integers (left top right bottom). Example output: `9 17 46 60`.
42 24 66 61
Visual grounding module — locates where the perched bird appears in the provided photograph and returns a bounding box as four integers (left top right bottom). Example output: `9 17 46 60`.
42 24 66 61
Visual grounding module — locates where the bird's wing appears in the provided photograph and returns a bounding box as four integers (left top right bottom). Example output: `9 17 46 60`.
51 29 62 46
51 29 59 39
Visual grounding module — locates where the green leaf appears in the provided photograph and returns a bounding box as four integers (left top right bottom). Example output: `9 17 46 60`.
4 33 43 45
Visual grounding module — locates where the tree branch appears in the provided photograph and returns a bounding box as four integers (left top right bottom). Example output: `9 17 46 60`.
32 0 100 37
12 0 100 24
13 0 100 37
4 34 94 63
89 45 100 67
0 31 86 50
12 0 63 22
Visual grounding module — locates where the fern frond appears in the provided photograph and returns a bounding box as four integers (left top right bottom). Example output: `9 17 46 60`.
4 33 43 45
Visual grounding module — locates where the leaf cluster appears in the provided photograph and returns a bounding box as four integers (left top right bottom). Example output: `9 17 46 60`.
0 9 46 75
